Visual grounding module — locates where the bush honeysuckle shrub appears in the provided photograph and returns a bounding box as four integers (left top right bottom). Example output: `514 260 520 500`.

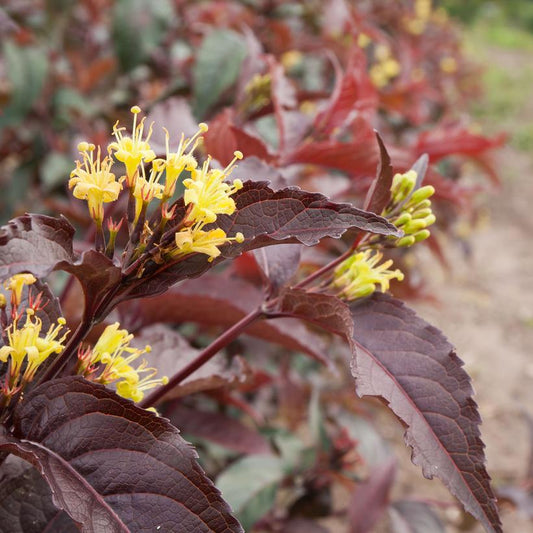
0 0 505 303
0 106 502 533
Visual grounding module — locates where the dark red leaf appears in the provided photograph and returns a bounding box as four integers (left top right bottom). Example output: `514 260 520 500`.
414 124 506 163
204 109 273 166
314 49 377 136
123 181 400 300
350 293 502 533
127 275 331 367
363 132 393 214
0 214 74 281
253 244 301 294
165 403 271 455
268 288 354 342
133 325 252 399
55 250 122 322
268 290 501 532
0 455 77 532
348 458 396 533
6 376 243 532
284 133 379 177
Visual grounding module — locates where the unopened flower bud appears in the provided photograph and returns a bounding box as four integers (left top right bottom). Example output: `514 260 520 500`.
411 207 432 219
403 219 428 234
414 229 431 242
393 212 412 227
396 235 416 247
409 185 435 205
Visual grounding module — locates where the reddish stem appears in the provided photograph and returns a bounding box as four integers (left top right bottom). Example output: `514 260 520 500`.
139 307 263 408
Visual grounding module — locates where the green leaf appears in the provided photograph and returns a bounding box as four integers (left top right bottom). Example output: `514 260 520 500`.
192 30 247 118
216 455 284 530
112 0 173 72
41 153 73 191
0 41 48 129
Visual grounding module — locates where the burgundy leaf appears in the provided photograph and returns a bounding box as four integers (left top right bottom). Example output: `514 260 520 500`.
389 500 446 533
204 109 273 166
350 293 502 533
253 244 301 294
127 275 331 367
284 134 379 176
216 181 401 247
122 181 399 300
363 132 394 214
133 325 252 399
314 49 377 136
268 288 354 343
348 458 396 533
55 250 122 321
164 403 271 455
0 427 129 532
0 214 74 281
8 376 243 532
414 124 506 163
0 455 77 532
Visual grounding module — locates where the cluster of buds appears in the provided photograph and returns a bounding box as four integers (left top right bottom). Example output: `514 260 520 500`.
384 170 436 248
69 106 245 263
331 251 404 301
0 274 69 404
76 322 168 403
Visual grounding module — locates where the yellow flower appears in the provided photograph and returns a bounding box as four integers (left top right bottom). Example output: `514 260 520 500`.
83 322 167 403
0 310 68 383
69 142 123 224
132 160 166 223
174 226 244 261
162 123 208 198
183 151 244 225
4 273 36 307
108 106 156 187
332 251 404 301
116 361 169 403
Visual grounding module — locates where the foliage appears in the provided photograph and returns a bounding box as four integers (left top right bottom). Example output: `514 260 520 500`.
0 1 507 532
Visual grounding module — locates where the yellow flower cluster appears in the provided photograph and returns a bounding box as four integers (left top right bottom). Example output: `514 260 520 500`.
0 309 68 395
369 44 401 89
386 170 436 247
76 322 168 403
332 251 404 301
69 106 245 261
172 152 245 261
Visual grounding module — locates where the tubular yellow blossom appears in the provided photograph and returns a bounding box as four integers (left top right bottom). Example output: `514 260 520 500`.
332 251 404 301
183 152 244 225
4 273 37 307
132 160 166 223
108 106 156 187
162 123 207 198
0 310 68 383
173 227 244 261
79 322 167 403
69 143 123 224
